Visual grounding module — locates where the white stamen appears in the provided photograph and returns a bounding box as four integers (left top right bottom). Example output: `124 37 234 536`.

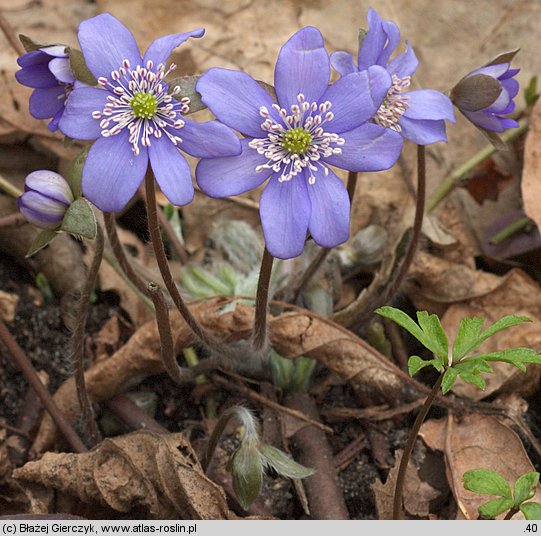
373 75 411 132
90 60 191 154
248 92 345 184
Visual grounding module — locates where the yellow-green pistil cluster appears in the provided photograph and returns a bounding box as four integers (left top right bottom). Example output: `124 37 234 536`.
281 127 313 154
130 92 158 119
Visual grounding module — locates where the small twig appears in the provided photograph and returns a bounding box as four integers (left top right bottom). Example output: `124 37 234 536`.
252 247 274 351
334 432 367 472
104 394 168 434
393 372 443 520
0 318 87 453
0 420 31 440
503 506 520 520
144 170 220 351
284 392 349 519
0 11 25 56
147 281 194 385
0 213 26 228
0 173 23 199
71 223 104 447
103 212 150 297
212 374 333 434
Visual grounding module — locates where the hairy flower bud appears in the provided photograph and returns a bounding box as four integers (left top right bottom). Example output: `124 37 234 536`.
18 170 74 230
451 50 520 134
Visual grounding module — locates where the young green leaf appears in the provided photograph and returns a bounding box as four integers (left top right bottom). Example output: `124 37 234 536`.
408 356 442 376
416 311 449 359
441 368 460 394
26 229 58 258
478 497 515 519
228 441 263 510
476 315 531 348
514 472 539 505
462 469 513 499
259 443 315 479
476 348 541 372
60 198 97 240
375 307 428 347
457 370 486 391
521 502 541 520
453 317 485 360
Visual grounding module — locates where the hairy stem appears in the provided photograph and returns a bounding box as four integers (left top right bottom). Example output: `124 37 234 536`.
103 212 150 297
0 318 87 453
393 372 443 519
71 223 104 446
144 170 217 350
147 281 194 384
385 144 426 302
252 247 274 351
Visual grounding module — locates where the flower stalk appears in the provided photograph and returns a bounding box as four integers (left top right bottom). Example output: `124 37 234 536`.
252 247 274 351
71 222 104 446
393 371 443 519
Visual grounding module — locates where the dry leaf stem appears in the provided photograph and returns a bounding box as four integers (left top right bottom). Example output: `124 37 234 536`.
284 392 349 519
393 371 443 519
71 223 104 446
0 317 87 453
252 247 274 351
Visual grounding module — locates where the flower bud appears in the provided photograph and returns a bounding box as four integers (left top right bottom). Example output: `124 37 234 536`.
450 50 520 135
18 170 74 230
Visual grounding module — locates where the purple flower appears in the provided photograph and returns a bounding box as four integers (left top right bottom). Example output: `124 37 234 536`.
451 62 519 133
58 14 241 212
18 170 74 229
16 45 76 132
331 8 455 145
195 27 402 259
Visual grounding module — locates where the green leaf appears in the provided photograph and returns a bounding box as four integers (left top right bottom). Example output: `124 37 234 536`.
407 356 441 376
453 317 485 360
450 73 503 112
478 497 515 519
454 357 492 390
228 441 263 510
457 371 486 391
524 76 539 108
18 34 48 53
462 469 512 499
259 443 315 479
521 502 541 520
374 307 429 348
66 146 89 199
477 315 531 347
441 368 459 394
483 48 520 68
476 348 541 372
514 472 539 505
26 229 57 258
60 198 97 240
416 311 448 359
291 357 316 393
269 349 294 391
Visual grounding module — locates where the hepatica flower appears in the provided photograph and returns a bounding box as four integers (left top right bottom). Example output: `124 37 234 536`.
59 14 241 212
450 59 519 133
18 170 74 229
331 8 455 145
196 27 402 259
16 45 76 132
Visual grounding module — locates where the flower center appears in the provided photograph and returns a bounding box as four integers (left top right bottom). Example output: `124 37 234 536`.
91 60 190 155
374 74 411 132
281 127 313 154
130 92 158 119
249 94 344 184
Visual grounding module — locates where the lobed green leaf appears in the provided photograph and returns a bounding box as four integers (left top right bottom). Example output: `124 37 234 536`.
462 468 512 499
521 502 541 520
259 443 315 479
514 472 540 505
453 317 485 360
441 368 459 394
478 497 515 519
416 311 449 359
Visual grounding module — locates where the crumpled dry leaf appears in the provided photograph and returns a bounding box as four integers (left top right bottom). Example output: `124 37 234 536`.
420 413 541 520
522 97 541 230
372 449 440 519
442 269 541 400
0 289 18 322
33 298 407 454
16 431 231 519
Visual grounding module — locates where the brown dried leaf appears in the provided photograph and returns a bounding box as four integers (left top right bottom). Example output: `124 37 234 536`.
372 449 439 519
33 299 407 453
0 289 18 322
522 97 541 230
420 414 541 520
16 431 231 519
0 430 11 484
442 269 541 399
